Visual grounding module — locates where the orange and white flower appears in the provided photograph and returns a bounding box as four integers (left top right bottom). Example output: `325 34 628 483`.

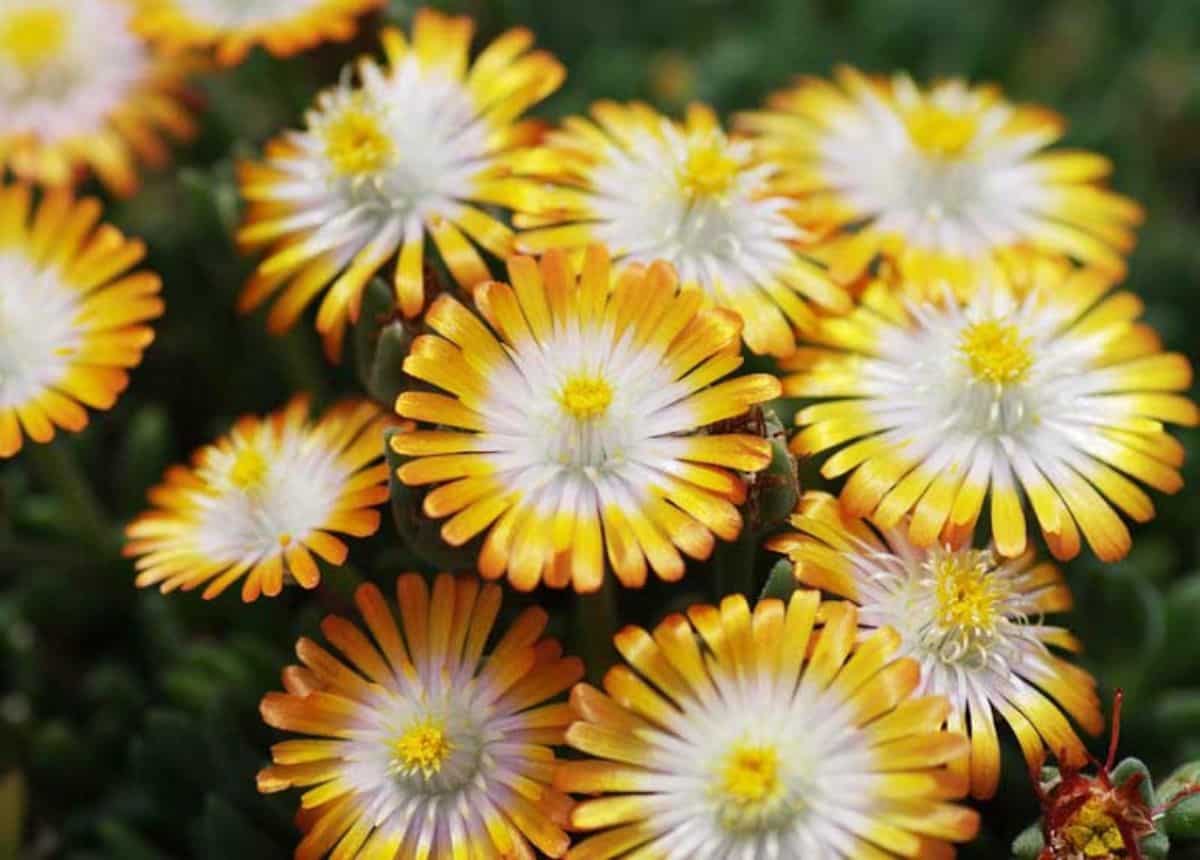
391 246 782 593
557 590 980 858
739 66 1143 294
512 101 850 357
126 397 392 602
0 184 162 458
258 572 581 859
784 258 1197 562
137 0 384 66
236 8 564 359
768 491 1103 800
0 0 194 196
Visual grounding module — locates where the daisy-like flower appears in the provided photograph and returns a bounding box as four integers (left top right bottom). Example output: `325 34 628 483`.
0 184 162 458
258 572 582 859
767 491 1103 800
511 101 851 357
391 246 782 593
236 8 564 360
126 397 393 602
784 258 1197 562
738 66 1144 294
136 0 384 67
557 590 980 858
0 0 194 196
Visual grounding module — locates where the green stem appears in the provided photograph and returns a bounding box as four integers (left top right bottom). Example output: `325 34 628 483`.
277 327 328 401
575 576 619 685
713 531 757 601
28 439 113 553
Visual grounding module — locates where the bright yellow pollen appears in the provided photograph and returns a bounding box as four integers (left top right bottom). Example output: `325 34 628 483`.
324 105 394 177
904 103 979 157
720 745 783 807
1064 799 1127 857
933 551 1003 636
959 320 1034 385
392 719 454 779
678 139 740 198
0 7 67 70
559 374 613 419
229 447 269 490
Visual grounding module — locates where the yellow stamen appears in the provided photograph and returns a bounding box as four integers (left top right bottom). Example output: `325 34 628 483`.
1063 799 1127 857
0 7 67 71
559 374 613 420
391 718 454 779
932 551 1003 634
324 102 394 178
678 138 740 198
959 320 1034 385
904 103 978 157
713 742 795 833
229 447 269 490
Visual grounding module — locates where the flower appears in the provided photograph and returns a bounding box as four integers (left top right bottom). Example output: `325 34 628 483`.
783 258 1197 562
511 101 851 357
0 0 195 196
390 245 782 592
738 66 1144 294
768 490 1103 799
0 184 163 458
235 8 564 359
126 397 393 602
257 572 582 859
136 0 384 66
556 590 980 857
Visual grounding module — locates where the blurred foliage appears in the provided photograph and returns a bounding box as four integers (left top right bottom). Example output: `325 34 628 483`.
1 0 1199 857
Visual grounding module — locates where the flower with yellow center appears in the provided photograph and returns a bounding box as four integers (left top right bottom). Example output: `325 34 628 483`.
738 66 1145 296
768 491 1104 799
783 258 1198 562
0 184 163 458
511 101 851 358
258 572 582 859
235 8 565 360
391 246 782 592
126 397 394 602
0 0 195 196
556 590 980 857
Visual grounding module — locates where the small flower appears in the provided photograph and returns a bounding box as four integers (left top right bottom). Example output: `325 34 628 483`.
236 8 564 359
768 491 1103 799
557 590 980 857
0 0 195 196
783 259 1197 562
391 245 782 592
0 184 163 457
126 397 393 602
512 101 851 357
739 66 1144 294
258 572 582 859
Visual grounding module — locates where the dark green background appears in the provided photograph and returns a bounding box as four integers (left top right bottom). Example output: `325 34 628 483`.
2 0 1199 856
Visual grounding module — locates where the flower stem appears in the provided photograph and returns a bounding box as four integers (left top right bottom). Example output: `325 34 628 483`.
713 530 757 600
27 439 113 553
575 576 619 685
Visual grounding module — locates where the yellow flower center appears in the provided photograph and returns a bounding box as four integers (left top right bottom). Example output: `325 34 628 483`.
920 550 1011 666
229 447 269 491
713 742 797 833
1064 799 1128 857
678 139 740 198
0 7 67 70
324 104 394 178
558 374 614 420
904 103 979 157
959 320 1034 386
391 718 454 779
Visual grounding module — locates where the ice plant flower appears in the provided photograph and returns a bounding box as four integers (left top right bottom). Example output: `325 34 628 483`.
768 491 1103 799
257 572 581 859
136 0 384 66
512 101 851 357
738 66 1144 294
236 8 565 359
0 0 194 196
126 397 392 602
557 590 980 857
0 184 163 458
784 258 1198 562
391 246 782 592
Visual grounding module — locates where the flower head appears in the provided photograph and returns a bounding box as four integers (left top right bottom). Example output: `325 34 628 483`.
0 0 194 196
126 397 393 602
768 491 1104 799
784 259 1197 562
258 572 582 859
512 101 851 357
739 66 1144 294
0 184 162 457
557 590 980 857
235 9 564 359
391 245 782 592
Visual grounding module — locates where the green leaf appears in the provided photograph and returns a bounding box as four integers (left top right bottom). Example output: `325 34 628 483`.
747 408 799 537
353 278 417 408
1163 794 1200 839
1111 757 1156 807
1158 760 1200 807
1010 822 1044 859
1140 830 1170 859
759 559 796 602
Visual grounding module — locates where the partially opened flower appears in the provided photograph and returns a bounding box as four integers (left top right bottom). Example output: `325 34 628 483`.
0 184 163 458
391 246 782 592
0 0 195 196
512 101 850 357
126 397 392 602
784 258 1197 562
236 8 564 359
738 66 1143 295
258 572 582 859
768 491 1103 799
137 0 384 66
557 591 980 857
